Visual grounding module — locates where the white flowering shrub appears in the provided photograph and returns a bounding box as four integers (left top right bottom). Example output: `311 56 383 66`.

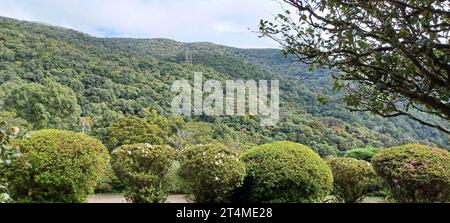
0 123 26 203
180 144 246 203
111 144 175 203
327 157 377 203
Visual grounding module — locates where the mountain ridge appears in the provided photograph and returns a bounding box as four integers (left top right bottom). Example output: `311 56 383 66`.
0 16 448 152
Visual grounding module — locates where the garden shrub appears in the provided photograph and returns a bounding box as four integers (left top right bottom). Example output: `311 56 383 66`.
179 144 246 203
345 147 380 162
8 129 109 203
1 123 26 203
327 157 377 203
111 144 175 203
238 141 333 203
372 144 450 203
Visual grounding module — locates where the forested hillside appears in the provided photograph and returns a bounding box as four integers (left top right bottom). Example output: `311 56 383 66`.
0 16 448 155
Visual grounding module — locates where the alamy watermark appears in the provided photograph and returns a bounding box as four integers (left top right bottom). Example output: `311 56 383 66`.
171 72 279 126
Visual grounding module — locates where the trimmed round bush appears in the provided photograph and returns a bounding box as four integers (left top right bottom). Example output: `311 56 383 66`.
180 144 246 203
111 144 175 203
345 147 381 162
9 129 109 203
328 157 377 203
239 141 333 203
372 144 450 203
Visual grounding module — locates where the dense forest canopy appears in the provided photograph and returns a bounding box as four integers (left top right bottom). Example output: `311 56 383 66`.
0 16 448 155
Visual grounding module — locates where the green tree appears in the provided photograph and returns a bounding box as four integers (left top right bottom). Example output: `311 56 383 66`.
105 109 183 150
105 115 165 150
167 121 216 151
4 82 81 130
260 0 450 133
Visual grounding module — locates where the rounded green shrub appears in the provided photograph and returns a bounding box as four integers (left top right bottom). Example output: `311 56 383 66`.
9 129 109 203
372 144 450 203
239 141 333 203
345 147 381 162
327 157 377 203
180 144 246 203
111 144 175 203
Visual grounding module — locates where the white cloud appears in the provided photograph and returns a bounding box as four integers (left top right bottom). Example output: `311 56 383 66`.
0 0 283 48
212 21 246 34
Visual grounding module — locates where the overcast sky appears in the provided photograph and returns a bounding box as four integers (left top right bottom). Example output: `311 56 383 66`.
0 0 284 48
